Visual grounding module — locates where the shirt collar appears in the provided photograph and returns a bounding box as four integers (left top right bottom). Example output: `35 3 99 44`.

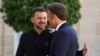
55 21 66 31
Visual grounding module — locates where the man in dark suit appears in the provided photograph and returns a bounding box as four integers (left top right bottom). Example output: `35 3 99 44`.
47 3 86 56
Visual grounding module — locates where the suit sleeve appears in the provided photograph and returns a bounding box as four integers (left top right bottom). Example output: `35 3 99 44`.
16 34 25 56
76 50 83 56
53 31 71 56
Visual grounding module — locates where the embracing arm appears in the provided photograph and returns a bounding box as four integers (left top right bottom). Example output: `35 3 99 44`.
76 43 89 56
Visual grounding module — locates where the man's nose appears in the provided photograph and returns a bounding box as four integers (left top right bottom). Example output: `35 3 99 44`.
40 18 45 22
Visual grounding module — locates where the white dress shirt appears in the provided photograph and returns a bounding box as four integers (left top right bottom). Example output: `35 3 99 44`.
55 21 66 31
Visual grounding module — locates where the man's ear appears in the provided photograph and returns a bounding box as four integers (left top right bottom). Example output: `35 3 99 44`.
54 14 58 20
31 17 34 23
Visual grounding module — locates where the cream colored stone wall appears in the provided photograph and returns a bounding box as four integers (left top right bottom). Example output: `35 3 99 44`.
76 0 100 56
0 13 3 56
0 18 14 56
0 4 14 56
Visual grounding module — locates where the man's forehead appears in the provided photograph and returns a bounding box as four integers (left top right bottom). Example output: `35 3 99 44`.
34 12 47 15
35 11 46 13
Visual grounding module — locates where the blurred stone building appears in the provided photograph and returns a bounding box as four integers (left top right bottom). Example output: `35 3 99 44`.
0 0 100 56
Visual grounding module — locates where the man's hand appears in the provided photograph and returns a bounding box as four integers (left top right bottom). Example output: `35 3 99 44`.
83 43 89 56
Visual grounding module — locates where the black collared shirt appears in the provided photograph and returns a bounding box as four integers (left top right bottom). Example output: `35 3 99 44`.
16 28 51 56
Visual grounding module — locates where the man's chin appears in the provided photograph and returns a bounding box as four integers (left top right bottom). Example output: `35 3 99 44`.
38 26 46 30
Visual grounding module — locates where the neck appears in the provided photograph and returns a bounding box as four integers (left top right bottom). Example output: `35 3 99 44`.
56 19 64 27
34 26 45 35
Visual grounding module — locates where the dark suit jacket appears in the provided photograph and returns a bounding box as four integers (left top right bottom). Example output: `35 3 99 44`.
50 22 79 56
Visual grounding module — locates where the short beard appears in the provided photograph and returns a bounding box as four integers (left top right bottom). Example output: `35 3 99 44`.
35 25 45 30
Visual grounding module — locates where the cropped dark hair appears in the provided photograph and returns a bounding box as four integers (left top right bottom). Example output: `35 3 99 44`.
31 7 46 17
47 3 68 20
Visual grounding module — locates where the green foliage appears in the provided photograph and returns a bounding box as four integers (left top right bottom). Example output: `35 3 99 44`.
0 0 81 32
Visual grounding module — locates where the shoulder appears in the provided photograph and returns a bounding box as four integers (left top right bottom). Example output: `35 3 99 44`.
23 29 35 35
20 29 33 40
57 26 77 38
60 25 76 34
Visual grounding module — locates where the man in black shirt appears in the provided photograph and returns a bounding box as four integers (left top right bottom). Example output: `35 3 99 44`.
16 7 88 56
